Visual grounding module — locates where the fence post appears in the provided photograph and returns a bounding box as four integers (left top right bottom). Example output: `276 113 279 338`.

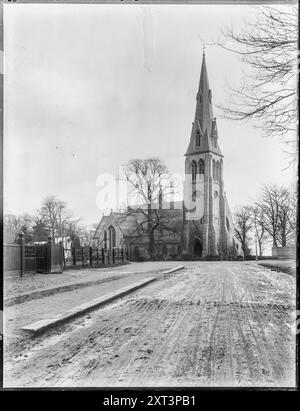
81 247 84 267
89 246 93 266
112 248 115 264
63 246 66 268
59 241 64 270
17 233 25 277
101 248 105 265
121 248 124 262
46 236 53 273
96 248 99 265
72 247 76 266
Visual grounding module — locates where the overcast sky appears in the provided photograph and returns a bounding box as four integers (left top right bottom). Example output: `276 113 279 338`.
4 3 297 226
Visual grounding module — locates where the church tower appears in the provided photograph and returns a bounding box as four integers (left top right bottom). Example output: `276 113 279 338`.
183 52 241 259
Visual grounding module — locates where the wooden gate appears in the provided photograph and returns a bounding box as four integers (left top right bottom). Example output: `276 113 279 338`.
25 245 36 273
51 244 63 272
36 245 47 273
26 242 63 274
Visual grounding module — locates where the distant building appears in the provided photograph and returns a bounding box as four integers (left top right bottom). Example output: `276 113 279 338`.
94 52 243 260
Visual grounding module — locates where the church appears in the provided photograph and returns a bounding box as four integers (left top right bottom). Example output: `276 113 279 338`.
93 53 243 261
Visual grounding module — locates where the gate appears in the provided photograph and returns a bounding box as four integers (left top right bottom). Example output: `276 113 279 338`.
24 240 63 274
36 245 47 273
52 244 63 272
25 245 36 273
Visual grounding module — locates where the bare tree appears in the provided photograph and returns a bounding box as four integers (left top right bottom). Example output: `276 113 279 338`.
4 213 33 243
65 219 92 246
218 6 297 161
257 184 296 247
31 211 50 242
233 206 253 256
122 158 177 259
40 195 73 243
250 206 269 257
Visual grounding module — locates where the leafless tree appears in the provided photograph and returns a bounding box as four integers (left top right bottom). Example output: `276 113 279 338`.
250 206 269 257
40 195 73 243
256 184 296 247
233 206 253 256
122 158 178 259
218 6 298 162
3 213 33 243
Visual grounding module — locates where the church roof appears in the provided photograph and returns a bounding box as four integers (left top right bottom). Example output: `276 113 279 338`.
93 215 109 239
94 205 184 242
185 53 223 157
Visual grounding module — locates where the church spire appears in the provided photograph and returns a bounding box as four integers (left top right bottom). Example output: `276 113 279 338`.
199 51 210 97
185 52 223 157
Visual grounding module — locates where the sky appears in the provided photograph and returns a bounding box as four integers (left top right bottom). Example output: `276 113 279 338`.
4 3 297 226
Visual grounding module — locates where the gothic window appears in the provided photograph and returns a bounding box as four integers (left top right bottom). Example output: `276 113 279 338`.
196 130 201 146
134 246 140 260
226 217 230 231
108 225 116 249
199 159 204 174
162 245 168 257
104 230 107 252
213 160 220 181
208 89 212 102
191 160 197 183
215 161 220 181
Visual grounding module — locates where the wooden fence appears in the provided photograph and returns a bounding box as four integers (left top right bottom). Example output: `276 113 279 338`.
4 234 64 277
4 244 22 275
4 233 128 277
63 246 128 269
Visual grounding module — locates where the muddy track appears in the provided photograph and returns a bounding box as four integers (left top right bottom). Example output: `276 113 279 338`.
4 262 296 388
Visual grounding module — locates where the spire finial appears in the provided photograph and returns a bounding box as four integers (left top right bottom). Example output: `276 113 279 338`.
203 42 206 56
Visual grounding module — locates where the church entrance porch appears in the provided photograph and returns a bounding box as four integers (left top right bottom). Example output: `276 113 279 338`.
193 239 203 258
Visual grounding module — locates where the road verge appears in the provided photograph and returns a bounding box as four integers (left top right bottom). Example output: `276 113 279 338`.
21 277 156 335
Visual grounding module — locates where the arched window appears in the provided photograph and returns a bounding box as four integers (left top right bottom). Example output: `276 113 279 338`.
191 160 197 183
215 161 220 180
108 225 116 249
199 159 204 174
196 130 201 146
104 230 107 252
162 245 168 257
226 217 230 232
134 246 140 260
212 160 216 179
218 162 221 180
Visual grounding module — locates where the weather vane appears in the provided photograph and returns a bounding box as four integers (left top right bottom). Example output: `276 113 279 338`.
198 36 206 55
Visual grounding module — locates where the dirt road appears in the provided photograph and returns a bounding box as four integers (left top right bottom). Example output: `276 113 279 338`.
4 262 296 387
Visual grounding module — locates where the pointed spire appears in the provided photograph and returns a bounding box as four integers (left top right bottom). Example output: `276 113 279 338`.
199 50 210 96
185 52 223 157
